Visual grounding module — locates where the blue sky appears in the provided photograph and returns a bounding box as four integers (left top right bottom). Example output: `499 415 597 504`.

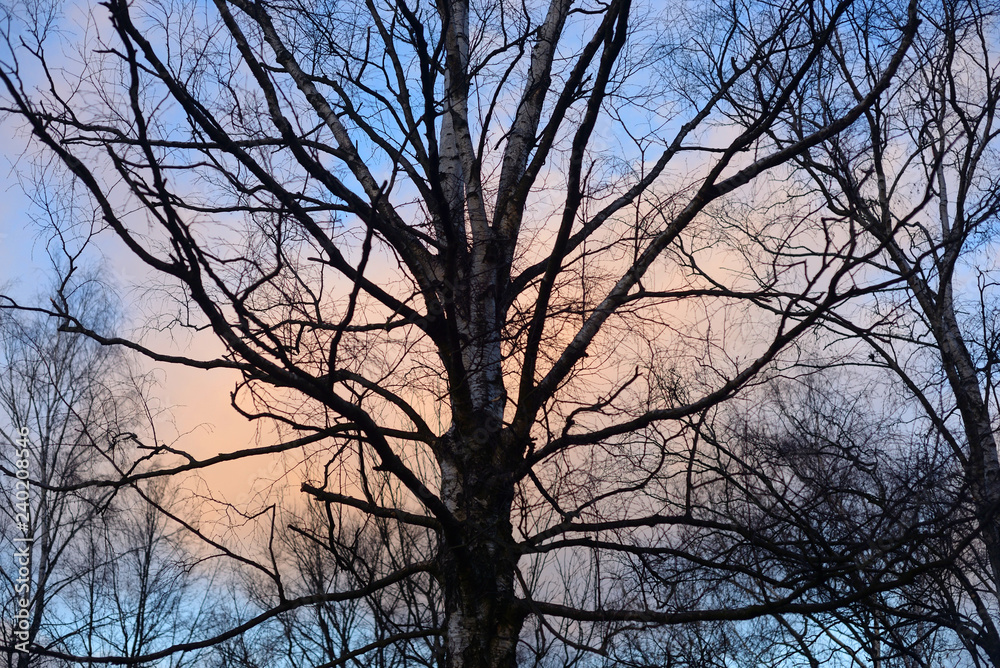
0 157 48 299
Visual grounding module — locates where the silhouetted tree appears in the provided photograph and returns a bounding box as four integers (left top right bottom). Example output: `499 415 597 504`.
0 284 212 667
0 0 924 666
746 0 1000 661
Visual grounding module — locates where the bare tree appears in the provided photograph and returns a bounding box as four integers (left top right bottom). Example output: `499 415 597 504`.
0 0 925 666
0 282 137 667
65 478 214 668
0 283 212 667
736 0 1000 662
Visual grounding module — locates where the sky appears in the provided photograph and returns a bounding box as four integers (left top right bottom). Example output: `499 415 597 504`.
0 158 47 296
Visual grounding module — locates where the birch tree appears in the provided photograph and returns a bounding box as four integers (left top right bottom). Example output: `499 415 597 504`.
0 0 921 666
0 282 210 667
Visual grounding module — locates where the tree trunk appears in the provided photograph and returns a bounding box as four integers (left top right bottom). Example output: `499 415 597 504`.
934 301 1000 588
438 430 523 668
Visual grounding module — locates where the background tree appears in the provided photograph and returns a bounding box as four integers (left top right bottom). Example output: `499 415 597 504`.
737 0 1000 662
0 280 212 667
0 0 927 666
